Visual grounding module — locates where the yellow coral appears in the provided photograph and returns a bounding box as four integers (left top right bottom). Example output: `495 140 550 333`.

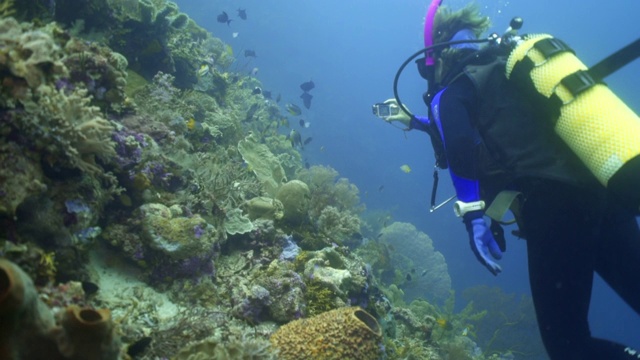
270 307 382 360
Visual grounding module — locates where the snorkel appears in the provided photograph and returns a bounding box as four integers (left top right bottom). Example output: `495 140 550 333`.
423 0 442 67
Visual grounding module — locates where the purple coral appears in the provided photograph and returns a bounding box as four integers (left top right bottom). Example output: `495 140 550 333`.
113 129 147 169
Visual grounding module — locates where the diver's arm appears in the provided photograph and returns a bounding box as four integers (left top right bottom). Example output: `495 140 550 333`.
438 78 482 203
410 116 432 132
439 77 503 275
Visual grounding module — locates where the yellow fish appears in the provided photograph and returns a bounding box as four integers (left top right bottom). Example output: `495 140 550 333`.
186 118 197 130
400 164 411 173
197 64 209 77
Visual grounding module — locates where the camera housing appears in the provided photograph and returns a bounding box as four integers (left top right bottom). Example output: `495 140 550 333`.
372 103 400 118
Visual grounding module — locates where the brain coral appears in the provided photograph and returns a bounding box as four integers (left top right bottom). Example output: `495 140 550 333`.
270 307 382 360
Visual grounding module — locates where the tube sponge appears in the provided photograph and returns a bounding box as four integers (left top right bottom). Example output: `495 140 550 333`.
270 307 382 360
52 306 121 360
0 259 55 360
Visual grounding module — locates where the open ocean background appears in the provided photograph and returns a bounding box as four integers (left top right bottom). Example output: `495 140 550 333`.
176 0 640 353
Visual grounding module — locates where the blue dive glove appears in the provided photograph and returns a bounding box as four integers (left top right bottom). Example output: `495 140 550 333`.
464 212 503 276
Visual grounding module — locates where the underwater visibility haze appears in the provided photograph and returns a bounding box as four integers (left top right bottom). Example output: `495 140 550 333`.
0 0 638 359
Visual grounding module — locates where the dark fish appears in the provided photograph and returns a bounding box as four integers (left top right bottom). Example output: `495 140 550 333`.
217 11 231 26
411 268 416 274
276 93 281 103
262 90 272 99
300 92 312 109
378 185 384 192
288 129 303 148
406 273 412 281
237 8 247 20
81 281 99 296
127 336 153 358
305 161 310 169
244 49 257 58
299 119 305 127
300 80 315 92
303 137 313 145
252 87 262 95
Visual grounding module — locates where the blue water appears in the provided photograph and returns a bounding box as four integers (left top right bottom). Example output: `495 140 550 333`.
177 0 640 353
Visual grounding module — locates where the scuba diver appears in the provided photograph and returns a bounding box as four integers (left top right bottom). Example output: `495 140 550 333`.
377 1 640 359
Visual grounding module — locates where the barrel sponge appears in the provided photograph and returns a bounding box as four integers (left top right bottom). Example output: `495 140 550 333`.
270 307 382 360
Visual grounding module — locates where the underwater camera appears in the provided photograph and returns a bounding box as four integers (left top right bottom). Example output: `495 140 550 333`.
372 103 400 118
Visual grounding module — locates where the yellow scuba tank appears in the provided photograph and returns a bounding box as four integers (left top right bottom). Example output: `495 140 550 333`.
505 34 640 193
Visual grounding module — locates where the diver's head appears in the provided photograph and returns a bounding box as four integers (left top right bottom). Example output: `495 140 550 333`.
423 2 491 81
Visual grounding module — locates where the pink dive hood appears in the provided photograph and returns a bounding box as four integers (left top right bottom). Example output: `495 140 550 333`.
423 0 443 66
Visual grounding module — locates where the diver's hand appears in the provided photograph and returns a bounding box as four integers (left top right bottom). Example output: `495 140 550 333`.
383 98 411 127
464 213 503 276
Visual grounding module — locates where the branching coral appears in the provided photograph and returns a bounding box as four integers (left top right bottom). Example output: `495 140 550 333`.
20 86 116 174
0 17 116 175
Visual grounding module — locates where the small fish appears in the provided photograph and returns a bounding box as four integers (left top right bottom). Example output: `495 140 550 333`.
127 336 152 358
320 146 325 152
186 118 198 130
276 93 282 103
298 119 311 128
250 67 259 76
197 64 210 77
303 137 313 145
305 161 310 169
252 87 262 95
81 281 99 296
411 268 416 274
244 49 257 58
378 185 384 192
300 80 315 92
217 11 231 26
237 8 247 20
288 129 303 148
280 117 290 128
400 164 411 173
436 318 453 330
232 32 239 38
405 273 412 281
300 92 313 109
263 90 272 99
461 327 469 336
421 269 428 277
285 103 302 116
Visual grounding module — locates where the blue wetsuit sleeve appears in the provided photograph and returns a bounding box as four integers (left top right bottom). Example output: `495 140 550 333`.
410 115 431 132
438 77 482 204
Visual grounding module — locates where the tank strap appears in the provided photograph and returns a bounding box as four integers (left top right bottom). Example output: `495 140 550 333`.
589 37 640 82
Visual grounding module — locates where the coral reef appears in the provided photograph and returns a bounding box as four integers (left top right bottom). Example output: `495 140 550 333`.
270 306 383 360
0 2 497 360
